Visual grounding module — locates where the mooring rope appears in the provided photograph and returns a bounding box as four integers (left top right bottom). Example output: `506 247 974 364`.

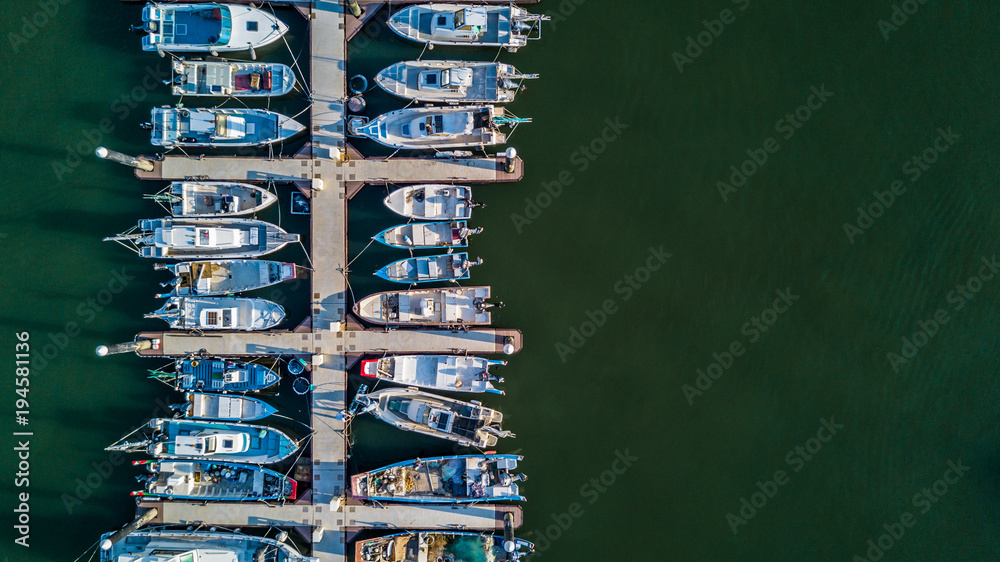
346 237 377 268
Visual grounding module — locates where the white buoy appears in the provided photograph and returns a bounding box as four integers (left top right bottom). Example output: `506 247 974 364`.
96 345 109 357
503 343 515 355
100 539 113 551
504 540 516 553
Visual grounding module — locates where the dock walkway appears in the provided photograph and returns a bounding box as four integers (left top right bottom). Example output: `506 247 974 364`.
121 2 527 560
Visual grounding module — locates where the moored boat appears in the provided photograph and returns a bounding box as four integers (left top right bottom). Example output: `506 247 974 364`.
107 418 299 464
105 217 299 260
145 296 285 331
137 3 289 53
376 60 537 104
384 184 480 220
154 259 302 297
170 59 296 97
348 105 528 150
152 358 280 392
374 221 480 249
352 454 525 503
178 392 276 421
375 253 481 284
146 106 305 148
131 459 295 501
343 385 512 447
356 531 534 562
361 355 506 394
354 286 499 327
98 529 315 561
146 181 277 217
388 3 548 51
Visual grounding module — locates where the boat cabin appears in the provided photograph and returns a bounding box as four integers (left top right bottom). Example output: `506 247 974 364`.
419 67 473 92
432 8 488 40
175 432 250 456
199 307 238 329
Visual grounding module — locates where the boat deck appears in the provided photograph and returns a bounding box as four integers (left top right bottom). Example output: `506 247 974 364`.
121 2 529 560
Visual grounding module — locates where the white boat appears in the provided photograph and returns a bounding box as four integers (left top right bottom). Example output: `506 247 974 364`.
99 530 315 562
145 296 285 331
376 60 537 104
357 532 534 562
147 106 305 148
179 392 276 421
170 58 296 97
155 259 301 297
147 181 277 217
384 184 479 220
344 385 512 447
375 253 481 284
354 286 498 327
361 355 506 394
106 217 299 260
374 220 480 249
348 105 528 150
137 3 289 53
388 3 548 51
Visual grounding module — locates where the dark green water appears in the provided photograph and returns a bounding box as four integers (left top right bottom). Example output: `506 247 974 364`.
3 1 1000 560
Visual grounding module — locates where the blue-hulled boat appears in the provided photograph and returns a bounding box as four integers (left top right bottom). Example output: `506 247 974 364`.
375 253 481 283
152 358 279 393
131 459 296 501
352 454 525 503
107 419 299 464
373 221 481 250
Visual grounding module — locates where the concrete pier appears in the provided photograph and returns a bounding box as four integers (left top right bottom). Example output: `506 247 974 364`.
120 1 528 560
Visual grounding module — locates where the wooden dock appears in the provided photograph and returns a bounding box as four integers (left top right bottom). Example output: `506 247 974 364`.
117 2 529 560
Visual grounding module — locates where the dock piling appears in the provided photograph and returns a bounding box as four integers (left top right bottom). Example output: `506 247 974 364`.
96 147 154 172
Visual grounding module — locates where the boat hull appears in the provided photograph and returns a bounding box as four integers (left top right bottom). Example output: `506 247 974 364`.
99 530 313 562
150 107 305 148
384 184 474 220
361 355 505 394
171 59 296 97
146 296 286 331
148 418 299 464
351 454 524 503
355 532 534 562
131 459 296 501
166 181 277 217
373 221 470 249
133 217 298 260
185 392 277 421
169 358 280 392
375 253 473 284
364 387 506 447
375 60 529 104
158 260 301 297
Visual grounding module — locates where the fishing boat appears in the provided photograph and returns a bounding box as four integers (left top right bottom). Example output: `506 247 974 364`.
352 454 525 503
146 107 305 148
154 259 302 297
347 105 528 150
131 459 295 501
375 253 481 284
354 286 499 327
105 217 299 260
98 529 315 562
342 385 512 447
176 392 276 421
384 184 480 220
153 358 280 392
374 221 480 250
137 3 289 53
357 532 534 562
376 60 538 104
361 355 506 394
170 58 296 97
145 296 285 331
146 181 277 217
388 3 548 51
108 418 299 464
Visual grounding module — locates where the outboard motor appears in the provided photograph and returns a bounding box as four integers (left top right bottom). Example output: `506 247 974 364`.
140 122 154 131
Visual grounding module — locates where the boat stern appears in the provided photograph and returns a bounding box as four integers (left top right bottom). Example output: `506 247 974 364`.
360 359 379 378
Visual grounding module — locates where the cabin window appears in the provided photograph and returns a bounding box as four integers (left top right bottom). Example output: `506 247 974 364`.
205 436 217 453
223 438 234 449
433 115 444 134
388 399 408 414
246 21 258 32
437 15 447 26
205 311 219 325
401 124 410 136
435 413 451 430
454 11 465 27
425 74 438 85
